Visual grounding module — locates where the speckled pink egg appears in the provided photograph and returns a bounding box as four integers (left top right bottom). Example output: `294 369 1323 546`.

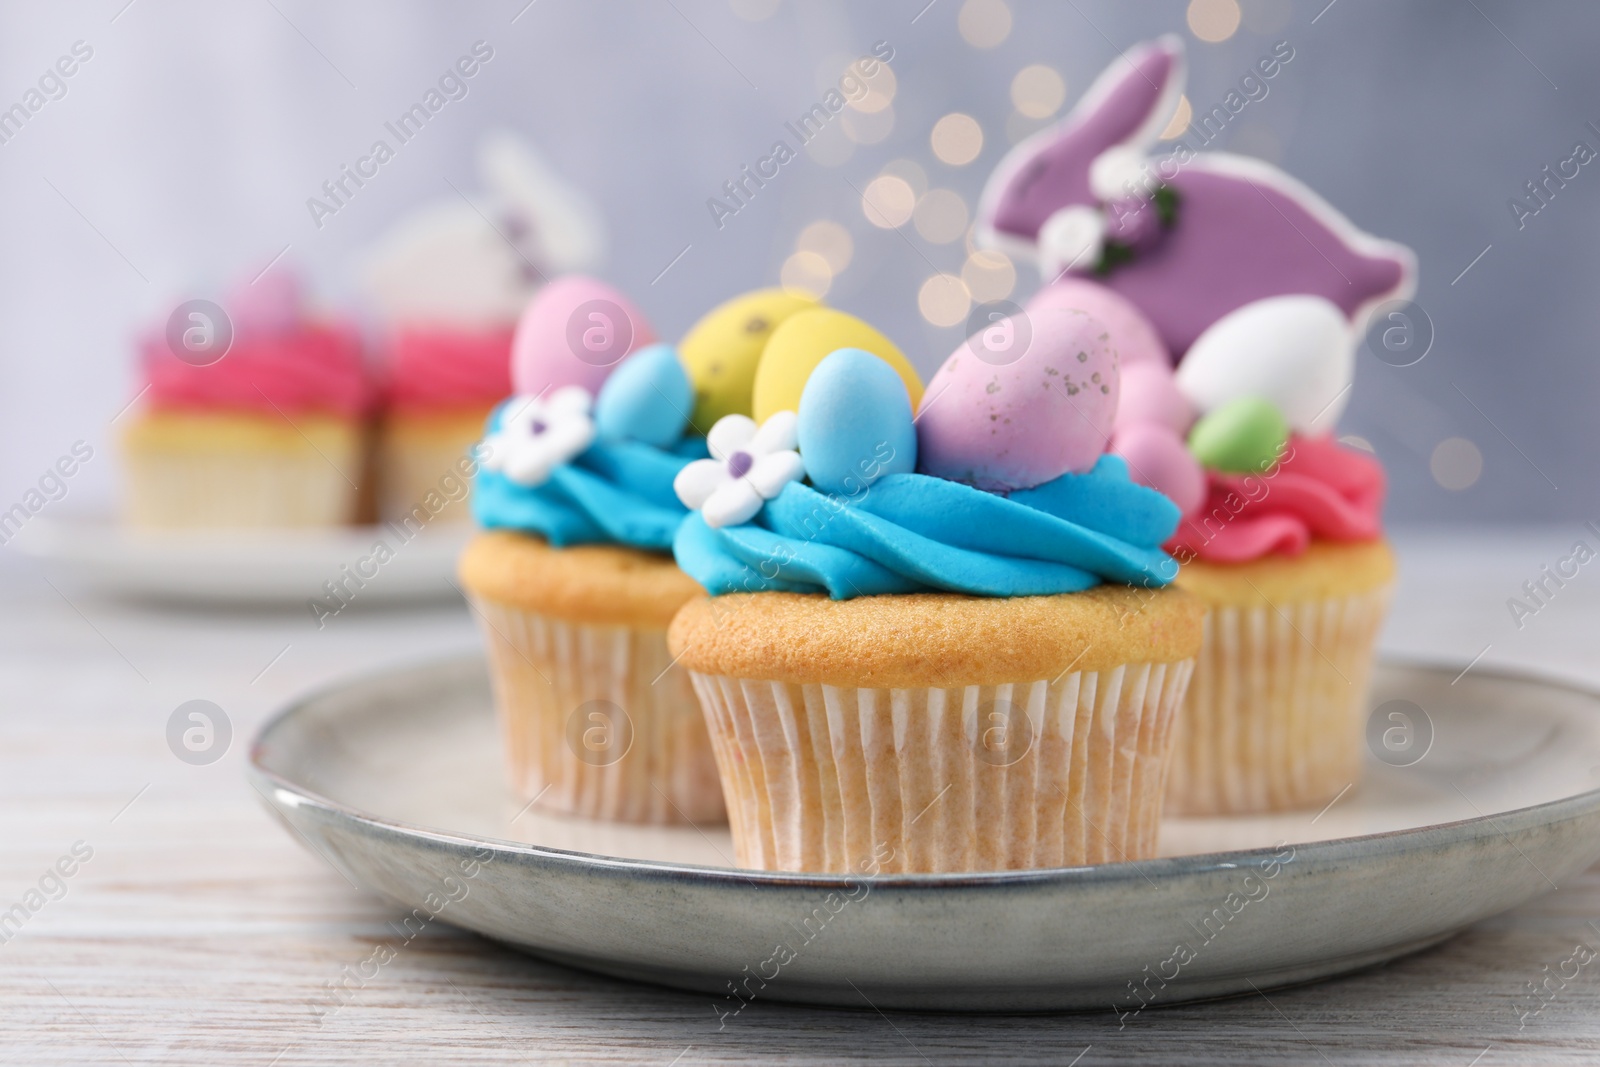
1116 360 1196 435
917 309 1118 491
510 276 657 397
1025 277 1169 368
1111 421 1206 517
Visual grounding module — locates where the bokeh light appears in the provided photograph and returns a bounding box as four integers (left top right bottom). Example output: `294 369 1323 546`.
797 220 854 273
861 174 916 228
1010 65 1067 119
881 158 929 198
848 59 896 114
1187 0 1241 43
780 250 832 298
931 113 984 166
962 250 1016 302
919 273 972 327
959 0 1013 49
842 104 895 145
913 189 969 244
1430 437 1483 490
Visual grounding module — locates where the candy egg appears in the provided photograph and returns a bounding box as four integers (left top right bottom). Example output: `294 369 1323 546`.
510 275 657 397
917 309 1118 491
1111 422 1206 517
593 343 692 447
752 307 923 423
678 289 819 427
796 349 918 496
1186 395 1289 474
1117 360 1196 435
228 264 302 335
1174 294 1353 435
1026 277 1169 368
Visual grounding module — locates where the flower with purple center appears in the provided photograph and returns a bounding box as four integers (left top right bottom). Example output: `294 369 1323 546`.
674 411 806 528
480 385 595 487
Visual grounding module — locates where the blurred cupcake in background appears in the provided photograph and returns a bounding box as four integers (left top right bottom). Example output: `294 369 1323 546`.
459 276 721 826
975 37 1415 816
363 132 603 526
122 264 370 528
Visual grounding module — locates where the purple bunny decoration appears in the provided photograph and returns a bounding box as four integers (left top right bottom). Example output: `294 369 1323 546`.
977 36 1416 358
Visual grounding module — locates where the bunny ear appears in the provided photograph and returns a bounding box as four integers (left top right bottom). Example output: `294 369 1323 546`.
479 131 607 275
978 36 1186 255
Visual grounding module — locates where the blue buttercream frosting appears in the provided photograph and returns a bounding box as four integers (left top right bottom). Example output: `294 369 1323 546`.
474 422 706 550
473 346 707 551
673 453 1181 599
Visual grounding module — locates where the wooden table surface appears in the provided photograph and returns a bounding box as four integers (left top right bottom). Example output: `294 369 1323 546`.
5 527 1600 1065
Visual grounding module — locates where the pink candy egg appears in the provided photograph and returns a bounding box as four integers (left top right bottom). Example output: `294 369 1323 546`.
1025 276 1169 368
228 264 304 336
917 308 1118 491
1116 359 1196 435
510 275 657 397
1111 422 1206 517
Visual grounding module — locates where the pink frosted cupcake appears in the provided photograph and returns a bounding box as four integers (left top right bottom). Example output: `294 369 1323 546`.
975 37 1415 814
122 266 370 528
363 134 604 525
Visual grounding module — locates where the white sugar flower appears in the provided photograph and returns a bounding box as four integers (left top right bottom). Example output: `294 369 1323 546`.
674 411 806 528
481 386 595 487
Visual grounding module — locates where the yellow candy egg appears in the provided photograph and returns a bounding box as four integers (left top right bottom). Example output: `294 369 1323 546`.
752 307 923 422
678 289 819 428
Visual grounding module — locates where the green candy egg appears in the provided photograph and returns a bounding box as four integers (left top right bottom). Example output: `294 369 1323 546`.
1186 396 1290 474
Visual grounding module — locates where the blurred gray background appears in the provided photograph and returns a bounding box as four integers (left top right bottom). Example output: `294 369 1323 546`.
1 0 1593 525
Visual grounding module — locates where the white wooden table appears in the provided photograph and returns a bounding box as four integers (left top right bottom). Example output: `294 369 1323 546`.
4 527 1600 1065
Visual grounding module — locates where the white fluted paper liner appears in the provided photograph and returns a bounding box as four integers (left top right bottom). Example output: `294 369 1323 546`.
473 600 725 825
376 426 477 524
124 448 358 527
1165 585 1391 816
688 661 1195 873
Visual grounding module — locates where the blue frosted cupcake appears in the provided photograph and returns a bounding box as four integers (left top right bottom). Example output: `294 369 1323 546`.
460 280 722 825
666 312 1203 874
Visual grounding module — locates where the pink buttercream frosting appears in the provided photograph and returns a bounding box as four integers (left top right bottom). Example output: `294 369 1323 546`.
1168 435 1384 563
383 325 514 414
142 269 370 418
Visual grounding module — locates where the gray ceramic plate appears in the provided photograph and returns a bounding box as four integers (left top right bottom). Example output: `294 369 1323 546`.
249 656 1600 1012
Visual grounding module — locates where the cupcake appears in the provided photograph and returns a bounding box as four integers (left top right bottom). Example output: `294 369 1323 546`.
1158 312 1395 814
976 37 1415 814
459 276 722 825
363 133 603 525
122 265 370 528
667 301 1203 874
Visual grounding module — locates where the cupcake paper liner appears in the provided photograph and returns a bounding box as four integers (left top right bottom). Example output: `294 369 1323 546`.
1165 585 1392 815
124 446 359 528
376 420 481 524
473 599 725 825
688 661 1195 874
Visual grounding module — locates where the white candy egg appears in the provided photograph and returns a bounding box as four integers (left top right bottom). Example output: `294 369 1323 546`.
1174 294 1354 435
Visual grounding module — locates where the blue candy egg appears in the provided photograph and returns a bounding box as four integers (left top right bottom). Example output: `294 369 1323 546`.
797 348 917 496
594 343 693 447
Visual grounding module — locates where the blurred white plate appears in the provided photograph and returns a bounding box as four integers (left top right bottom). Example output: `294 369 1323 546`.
9 515 469 605
251 657 1600 1011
